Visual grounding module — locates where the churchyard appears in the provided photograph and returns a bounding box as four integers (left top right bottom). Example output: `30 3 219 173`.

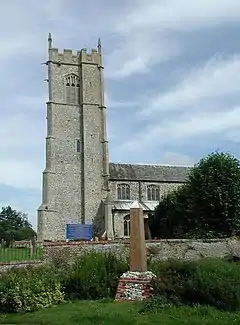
1 201 240 324
0 242 43 262
0 154 239 323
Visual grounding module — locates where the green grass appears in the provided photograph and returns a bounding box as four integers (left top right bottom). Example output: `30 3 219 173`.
0 247 43 262
0 300 240 325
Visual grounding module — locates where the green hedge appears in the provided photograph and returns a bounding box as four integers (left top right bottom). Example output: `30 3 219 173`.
148 259 240 311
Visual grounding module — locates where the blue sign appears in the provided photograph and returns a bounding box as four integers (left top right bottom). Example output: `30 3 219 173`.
66 223 92 241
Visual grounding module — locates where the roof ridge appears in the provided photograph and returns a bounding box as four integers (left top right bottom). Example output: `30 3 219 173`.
109 162 192 168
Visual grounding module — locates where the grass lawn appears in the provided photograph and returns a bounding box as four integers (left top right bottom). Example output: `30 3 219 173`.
0 300 240 325
0 247 43 262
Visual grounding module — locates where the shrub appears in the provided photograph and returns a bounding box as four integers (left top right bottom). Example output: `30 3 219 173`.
149 259 240 311
193 259 240 311
0 265 64 313
62 251 128 300
139 295 174 314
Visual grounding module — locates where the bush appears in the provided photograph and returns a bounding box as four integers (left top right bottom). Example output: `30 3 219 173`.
139 295 174 314
148 259 240 311
61 251 128 300
0 266 64 313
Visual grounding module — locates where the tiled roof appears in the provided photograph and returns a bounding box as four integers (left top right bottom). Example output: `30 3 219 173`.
109 163 191 183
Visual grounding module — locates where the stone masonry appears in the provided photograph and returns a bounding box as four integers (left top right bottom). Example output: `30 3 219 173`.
43 238 240 264
37 34 191 242
2 238 239 274
115 271 156 302
37 35 110 241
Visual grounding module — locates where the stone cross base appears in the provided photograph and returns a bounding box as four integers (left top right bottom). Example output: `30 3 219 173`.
115 271 156 302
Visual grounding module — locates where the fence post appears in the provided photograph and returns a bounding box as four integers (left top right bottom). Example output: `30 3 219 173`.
33 236 37 256
30 236 37 257
30 240 33 257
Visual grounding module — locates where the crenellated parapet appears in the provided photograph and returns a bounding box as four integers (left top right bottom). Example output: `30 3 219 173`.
48 47 101 66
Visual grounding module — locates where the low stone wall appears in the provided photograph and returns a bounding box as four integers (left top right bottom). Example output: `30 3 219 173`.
43 241 128 264
43 238 240 264
1 238 239 271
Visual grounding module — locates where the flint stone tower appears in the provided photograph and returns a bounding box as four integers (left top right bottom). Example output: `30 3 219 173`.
37 34 111 241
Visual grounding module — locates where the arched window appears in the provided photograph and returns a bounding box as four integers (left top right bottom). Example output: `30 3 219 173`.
65 74 80 105
123 214 130 237
147 185 160 201
117 184 130 200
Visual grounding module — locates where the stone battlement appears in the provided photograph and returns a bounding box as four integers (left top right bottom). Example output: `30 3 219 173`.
49 48 100 65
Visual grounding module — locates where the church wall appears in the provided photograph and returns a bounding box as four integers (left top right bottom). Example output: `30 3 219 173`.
141 181 183 200
109 179 185 238
51 60 79 101
38 43 108 241
39 59 83 241
51 103 82 224
109 180 184 202
112 211 149 238
37 210 58 241
81 58 105 225
112 211 125 238
82 102 105 225
109 181 140 201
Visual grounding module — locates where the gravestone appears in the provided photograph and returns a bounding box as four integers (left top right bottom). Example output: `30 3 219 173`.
115 201 156 302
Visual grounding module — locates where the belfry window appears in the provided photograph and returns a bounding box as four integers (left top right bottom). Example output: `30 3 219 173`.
147 185 160 201
117 184 130 200
65 74 80 105
123 215 130 237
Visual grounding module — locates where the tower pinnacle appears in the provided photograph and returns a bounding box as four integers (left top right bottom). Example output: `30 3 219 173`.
48 33 52 49
98 38 101 53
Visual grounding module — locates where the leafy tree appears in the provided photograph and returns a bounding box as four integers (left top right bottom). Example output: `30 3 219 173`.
150 185 191 239
151 152 240 239
0 206 36 245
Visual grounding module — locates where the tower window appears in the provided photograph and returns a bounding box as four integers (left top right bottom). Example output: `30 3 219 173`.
76 140 81 153
123 214 130 237
147 185 160 201
65 74 80 105
117 184 130 200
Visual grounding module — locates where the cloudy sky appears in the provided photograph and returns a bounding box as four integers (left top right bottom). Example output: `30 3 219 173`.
1 0 240 228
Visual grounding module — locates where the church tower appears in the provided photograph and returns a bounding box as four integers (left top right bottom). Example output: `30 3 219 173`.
37 34 111 241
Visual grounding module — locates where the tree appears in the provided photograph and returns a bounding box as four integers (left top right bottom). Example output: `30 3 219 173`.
0 206 36 245
149 185 191 239
151 152 240 239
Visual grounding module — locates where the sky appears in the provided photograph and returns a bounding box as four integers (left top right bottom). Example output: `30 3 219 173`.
0 0 240 229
